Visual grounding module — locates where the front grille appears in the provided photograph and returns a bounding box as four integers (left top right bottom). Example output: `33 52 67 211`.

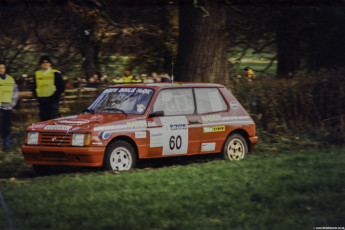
39 132 72 146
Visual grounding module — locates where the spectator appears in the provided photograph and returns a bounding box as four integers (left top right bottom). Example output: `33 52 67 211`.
72 77 80 88
131 74 142 83
0 62 19 151
33 55 65 121
91 74 100 83
147 75 155 83
80 77 88 88
123 70 133 83
141 74 148 83
88 76 99 88
152 72 160 82
160 73 171 82
64 76 73 89
244 67 255 81
112 74 124 84
100 74 109 85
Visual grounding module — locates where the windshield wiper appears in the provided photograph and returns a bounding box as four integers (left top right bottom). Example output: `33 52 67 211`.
83 108 95 114
103 108 127 116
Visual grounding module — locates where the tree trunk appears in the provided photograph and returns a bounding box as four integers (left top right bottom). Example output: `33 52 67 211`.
275 8 301 77
175 0 229 84
81 38 100 80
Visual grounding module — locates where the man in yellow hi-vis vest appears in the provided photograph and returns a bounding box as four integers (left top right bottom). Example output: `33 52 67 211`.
0 62 19 151
122 70 133 83
33 56 65 121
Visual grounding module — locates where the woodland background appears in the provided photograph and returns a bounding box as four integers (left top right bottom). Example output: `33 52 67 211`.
1 0 345 140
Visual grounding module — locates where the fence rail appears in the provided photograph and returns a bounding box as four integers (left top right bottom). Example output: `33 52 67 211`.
13 88 103 120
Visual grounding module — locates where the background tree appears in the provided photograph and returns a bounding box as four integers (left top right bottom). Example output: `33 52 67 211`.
175 0 229 83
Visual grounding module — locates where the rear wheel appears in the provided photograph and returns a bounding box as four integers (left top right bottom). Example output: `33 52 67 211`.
103 141 137 171
223 134 248 161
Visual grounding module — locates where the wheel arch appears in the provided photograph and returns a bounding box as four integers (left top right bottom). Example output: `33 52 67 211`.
225 129 252 152
106 135 139 158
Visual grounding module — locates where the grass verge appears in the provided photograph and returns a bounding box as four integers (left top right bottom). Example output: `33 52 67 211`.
0 147 344 230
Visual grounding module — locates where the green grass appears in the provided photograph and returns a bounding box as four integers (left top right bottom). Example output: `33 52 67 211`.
0 147 344 230
229 48 278 76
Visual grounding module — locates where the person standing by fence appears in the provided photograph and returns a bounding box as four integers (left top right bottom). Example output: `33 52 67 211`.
0 62 19 151
33 55 65 121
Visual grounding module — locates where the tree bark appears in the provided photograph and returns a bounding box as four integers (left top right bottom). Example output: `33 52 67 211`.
175 0 229 84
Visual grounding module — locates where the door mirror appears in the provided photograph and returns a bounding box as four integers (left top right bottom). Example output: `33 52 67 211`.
149 110 164 118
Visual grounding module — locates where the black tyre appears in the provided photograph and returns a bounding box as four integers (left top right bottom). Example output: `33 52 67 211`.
103 141 137 171
223 134 248 161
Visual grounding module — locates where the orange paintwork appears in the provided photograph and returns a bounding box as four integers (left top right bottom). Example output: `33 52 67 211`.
21 83 258 167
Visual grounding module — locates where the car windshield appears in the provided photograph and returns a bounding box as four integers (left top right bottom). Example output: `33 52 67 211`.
86 87 154 115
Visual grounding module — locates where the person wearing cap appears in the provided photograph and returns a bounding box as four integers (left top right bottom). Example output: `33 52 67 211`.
112 74 124 84
33 55 65 121
0 62 19 151
131 74 142 83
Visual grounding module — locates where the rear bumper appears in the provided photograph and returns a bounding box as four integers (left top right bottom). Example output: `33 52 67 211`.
249 136 259 151
21 145 106 167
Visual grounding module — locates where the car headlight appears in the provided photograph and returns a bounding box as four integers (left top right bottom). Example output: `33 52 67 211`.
72 133 91 147
26 132 39 145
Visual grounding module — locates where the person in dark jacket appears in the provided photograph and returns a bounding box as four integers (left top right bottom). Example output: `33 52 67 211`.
33 55 65 121
0 62 19 151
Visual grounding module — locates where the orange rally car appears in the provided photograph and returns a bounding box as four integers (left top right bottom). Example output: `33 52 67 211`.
21 83 258 172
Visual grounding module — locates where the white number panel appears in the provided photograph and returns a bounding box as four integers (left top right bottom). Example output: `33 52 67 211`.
160 116 189 155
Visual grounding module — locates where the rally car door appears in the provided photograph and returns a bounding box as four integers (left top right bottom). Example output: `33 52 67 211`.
147 88 202 157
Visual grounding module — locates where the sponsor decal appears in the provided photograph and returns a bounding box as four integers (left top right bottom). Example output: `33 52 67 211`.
58 119 89 124
148 121 158 127
201 142 216 152
230 101 240 110
44 125 72 130
150 129 164 147
135 131 147 139
94 124 128 131
100 131 112 140
103 88 119 93
222 116 251 121
127 120 147 128
136 104 146 113
54 115 77 120
92 142 103 145
170 124 187 130
201 114 222 122
118 88 136 93
136 88 153 95
203 126 225 133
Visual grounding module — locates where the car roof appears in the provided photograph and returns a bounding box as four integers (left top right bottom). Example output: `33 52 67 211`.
110 82 225 90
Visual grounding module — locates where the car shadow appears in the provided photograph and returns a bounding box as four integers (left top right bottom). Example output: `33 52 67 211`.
14 153 223 179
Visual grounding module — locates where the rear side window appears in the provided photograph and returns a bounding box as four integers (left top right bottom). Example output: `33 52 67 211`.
195 88 227 114
152 88 195 116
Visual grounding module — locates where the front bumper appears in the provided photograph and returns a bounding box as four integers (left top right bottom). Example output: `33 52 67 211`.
21 145 106 167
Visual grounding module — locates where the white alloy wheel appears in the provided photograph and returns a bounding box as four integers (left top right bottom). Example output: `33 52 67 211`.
104 141 136 171
223 134 248 161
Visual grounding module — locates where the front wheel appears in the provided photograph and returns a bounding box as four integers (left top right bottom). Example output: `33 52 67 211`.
103 141 137 171
223 134 248 161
